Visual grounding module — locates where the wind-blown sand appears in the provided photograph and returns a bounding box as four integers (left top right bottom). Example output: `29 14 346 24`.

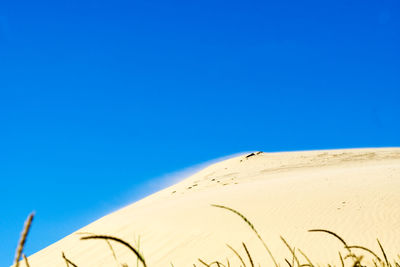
26 148 400 266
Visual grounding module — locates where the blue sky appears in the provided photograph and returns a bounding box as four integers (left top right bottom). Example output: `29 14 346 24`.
0 0 399 265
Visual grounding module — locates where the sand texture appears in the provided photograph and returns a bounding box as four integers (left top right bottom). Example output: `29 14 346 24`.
25 148 400 266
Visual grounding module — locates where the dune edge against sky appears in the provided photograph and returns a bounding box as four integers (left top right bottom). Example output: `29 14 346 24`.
21 147 400 266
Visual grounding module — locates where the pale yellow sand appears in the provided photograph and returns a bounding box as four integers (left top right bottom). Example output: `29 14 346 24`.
26 148 400 266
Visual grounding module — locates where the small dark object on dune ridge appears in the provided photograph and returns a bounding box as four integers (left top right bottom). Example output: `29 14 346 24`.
245 152 263 159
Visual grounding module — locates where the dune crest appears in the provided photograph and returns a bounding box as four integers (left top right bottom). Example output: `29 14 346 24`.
26 148 400 266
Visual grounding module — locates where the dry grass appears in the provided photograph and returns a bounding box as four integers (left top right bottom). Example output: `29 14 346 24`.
62 252 78 267
80 235 147 267
13 212 34 267
22 254 30 267
13 205 400 267
211 204 279 267
212 204 400 267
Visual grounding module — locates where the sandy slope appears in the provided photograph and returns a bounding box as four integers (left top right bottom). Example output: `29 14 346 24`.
25 148 400 266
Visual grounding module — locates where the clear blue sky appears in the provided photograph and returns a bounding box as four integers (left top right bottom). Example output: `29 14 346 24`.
0 0 399 265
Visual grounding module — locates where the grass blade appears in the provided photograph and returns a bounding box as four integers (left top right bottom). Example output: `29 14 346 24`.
22 254 30 267
297 248 314 267
81 235 147 267
339 252 344 267
242 242 254 267
346 245 383 263
62 252 78 267
281 236 300 267
377 239 390 267
226 244 247 267
308 229 348 247
198 258 210 266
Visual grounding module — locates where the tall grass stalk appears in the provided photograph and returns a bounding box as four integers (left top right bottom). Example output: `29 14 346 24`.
13 212 34 267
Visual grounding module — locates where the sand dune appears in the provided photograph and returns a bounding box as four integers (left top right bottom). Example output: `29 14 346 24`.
25 148 400 266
